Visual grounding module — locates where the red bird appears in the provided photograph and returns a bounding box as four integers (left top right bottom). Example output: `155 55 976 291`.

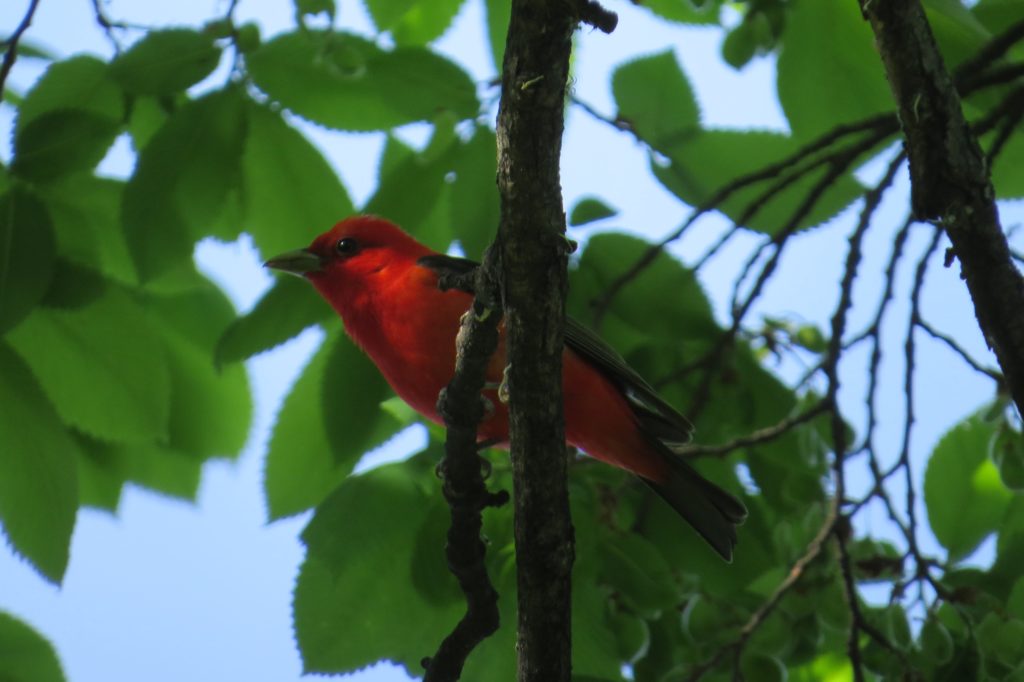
266 216 746 560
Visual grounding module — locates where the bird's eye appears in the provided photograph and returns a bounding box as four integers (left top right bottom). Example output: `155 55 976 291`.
335 237 358 256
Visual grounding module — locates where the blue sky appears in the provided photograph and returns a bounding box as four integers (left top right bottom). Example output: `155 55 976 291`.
0 1 1015 681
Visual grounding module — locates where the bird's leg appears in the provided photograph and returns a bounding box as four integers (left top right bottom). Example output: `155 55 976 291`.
498 364 511 404
481 366 510 405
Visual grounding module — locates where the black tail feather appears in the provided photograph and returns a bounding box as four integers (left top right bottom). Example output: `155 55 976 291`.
642 453 747 562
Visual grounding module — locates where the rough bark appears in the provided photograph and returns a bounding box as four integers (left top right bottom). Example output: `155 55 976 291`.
496 1 578 680
859 0 1024 415
426 278 506 682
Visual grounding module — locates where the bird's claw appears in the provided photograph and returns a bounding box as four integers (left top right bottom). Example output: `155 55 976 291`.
498 364 511 404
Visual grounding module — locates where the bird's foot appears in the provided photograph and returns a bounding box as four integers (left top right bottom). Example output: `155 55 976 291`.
498 364 511 404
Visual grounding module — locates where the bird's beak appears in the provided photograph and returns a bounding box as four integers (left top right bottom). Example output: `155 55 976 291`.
263 249 323 276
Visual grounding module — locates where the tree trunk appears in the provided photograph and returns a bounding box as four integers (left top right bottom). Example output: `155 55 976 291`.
496 1 578 679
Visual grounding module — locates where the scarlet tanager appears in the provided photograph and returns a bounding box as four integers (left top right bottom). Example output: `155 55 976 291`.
265 216 747 560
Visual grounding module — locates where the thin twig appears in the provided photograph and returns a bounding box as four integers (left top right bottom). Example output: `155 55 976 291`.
684 500 840 682
0 0 41 96
820 149 906 682
899 227 945 558
682 130 894 420
986 99 1024 164
584 113 898 328
681 399 831 459
916 317 1002 383
954 18 1024 88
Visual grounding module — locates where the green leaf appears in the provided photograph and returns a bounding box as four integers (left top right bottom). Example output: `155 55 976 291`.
722 20 759 69
15 56 123 135
147 286 252 458
123 88 247 281
40 260 107 310
76 440 125 512
247 31 478 131
294 0 335 18
921 617 954 665
607 609 648 664
365 0 467 45
7 289 171 443
612 50 700 146
78 436 202 504
0 344 78 584
1008 578 1024 620
363 0 416 30
216 276 332 366
40 175 135 285
449 127 499 258
924 416 1013 559
573 233 718 341
569 197 617 227
992 428 1024 490
264 327 401 519
885 604 912 650
681 594 734 642
409 486 463 607
241 103 354 259
127 96 172 152
976 613 1024 667
484 0 511 72
924 0 991 69
636 0 721 25
294 461 460 674
633 612 686 680
12 110 121 182
988 127 1024 200
0 189 56 333
793 324 827 353
110 29 222 95
572 577 625 680
652 130 866 234
0 611 66 682
363 135 458 248
973 0 1024 35
320 328 401 466
776 0 893 139
264 329 342 519
739 653 786 682
598 531 678 617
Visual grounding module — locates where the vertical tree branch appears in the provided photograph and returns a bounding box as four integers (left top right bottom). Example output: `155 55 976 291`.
426 270 507 682
858 0 1024 416
495 1 614 679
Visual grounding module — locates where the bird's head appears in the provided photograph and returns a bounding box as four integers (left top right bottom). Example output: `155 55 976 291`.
264 216 430 296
